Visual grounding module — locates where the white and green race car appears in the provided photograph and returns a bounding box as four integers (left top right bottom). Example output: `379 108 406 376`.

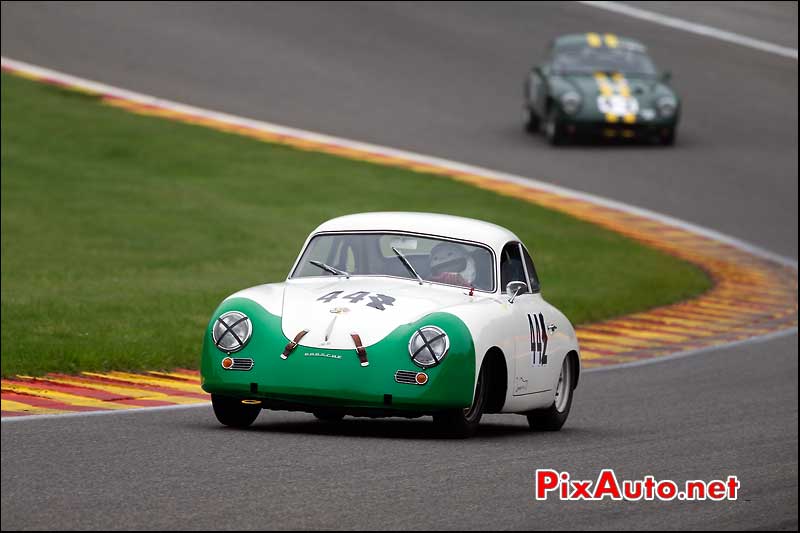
201 212 581 437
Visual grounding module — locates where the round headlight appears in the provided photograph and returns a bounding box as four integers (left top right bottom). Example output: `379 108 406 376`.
560 91 582 115
212 311 252 353
657 96 677 117
408 326 450 368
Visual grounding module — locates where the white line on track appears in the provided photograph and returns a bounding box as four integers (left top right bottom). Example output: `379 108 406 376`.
0 56 797 421
585 327 799 373
1 402 211 423
579 1 799 60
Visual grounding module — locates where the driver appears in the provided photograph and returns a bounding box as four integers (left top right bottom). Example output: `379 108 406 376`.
429 242 477 288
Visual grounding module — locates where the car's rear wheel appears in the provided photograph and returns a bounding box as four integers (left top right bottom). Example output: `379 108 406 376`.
211 394 261 428
544 107 567 145
433 360 490 438
526 355 574 431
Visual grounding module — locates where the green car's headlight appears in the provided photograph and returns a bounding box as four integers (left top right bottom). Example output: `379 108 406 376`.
212 311 252 353
560 91 582 115
408 326 450 369
657 96 677 117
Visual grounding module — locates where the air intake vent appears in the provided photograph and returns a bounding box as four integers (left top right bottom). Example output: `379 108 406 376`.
229 358 254 371
394 370 427 385
394 370 417 384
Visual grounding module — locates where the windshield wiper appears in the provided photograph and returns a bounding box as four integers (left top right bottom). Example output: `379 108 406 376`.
309 260 350 279
391 247 424 285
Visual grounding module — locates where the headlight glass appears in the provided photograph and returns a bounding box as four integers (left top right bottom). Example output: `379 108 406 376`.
408 326 450 368
212 311 252 353
560 91 582 115
657 96 677 117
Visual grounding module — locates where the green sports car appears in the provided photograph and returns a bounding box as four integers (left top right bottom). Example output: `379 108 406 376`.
523 33 680 145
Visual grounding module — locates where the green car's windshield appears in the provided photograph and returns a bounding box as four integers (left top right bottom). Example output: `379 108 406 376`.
552 46 658 76
292 233 495 291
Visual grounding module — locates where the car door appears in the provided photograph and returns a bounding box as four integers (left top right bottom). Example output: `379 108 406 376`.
530 44 556 117
519 243 567 396
526 64 550 117
507 242 565 402
499 242 540 397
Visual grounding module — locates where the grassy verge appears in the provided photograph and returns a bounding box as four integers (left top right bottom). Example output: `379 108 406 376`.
0 73 711 376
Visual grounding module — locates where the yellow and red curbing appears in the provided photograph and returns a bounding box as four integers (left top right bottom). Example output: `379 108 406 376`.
1 60 796 417
2 370 205 417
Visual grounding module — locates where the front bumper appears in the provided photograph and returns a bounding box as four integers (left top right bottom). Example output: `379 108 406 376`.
201 298 476 412
561 112 678 141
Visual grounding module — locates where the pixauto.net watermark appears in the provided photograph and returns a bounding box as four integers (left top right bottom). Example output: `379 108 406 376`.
534 470 740 501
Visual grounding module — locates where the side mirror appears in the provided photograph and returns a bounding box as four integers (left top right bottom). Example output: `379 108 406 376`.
661 70 672 83
506 281 528 303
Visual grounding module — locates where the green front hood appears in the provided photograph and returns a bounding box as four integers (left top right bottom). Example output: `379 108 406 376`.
200 297 476 411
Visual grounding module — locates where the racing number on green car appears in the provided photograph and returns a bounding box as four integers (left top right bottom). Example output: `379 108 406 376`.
317 291 395 311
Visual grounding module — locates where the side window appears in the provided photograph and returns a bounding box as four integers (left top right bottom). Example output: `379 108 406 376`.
500 242 527 291
520 245 541 293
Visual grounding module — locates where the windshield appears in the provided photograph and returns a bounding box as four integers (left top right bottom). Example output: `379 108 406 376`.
552 46 657 76
292 233 495 291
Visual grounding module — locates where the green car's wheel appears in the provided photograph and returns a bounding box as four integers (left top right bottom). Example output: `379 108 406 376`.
523 107 540 133
526 356 574 431
211 394 261 428
660 127 676 146
433 359 490 438
544 107 567 145
313 410 345 422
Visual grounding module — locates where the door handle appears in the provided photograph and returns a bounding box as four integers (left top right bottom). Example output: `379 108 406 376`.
547 323 557 333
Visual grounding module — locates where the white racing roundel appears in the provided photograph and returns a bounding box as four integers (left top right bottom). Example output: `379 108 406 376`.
597 95 639 116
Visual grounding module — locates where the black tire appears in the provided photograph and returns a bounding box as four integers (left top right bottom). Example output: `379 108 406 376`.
526 355 574 431
211 394 261 428
660 127 676 146
523 107 540 133
313 410 345 422
544 107 567 146
433 360 490 438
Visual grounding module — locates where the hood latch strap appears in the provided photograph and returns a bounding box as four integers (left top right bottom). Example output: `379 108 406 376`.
280 329 309 360
350 333 369 367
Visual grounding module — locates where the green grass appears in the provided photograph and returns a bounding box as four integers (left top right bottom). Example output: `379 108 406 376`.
0 73 711 376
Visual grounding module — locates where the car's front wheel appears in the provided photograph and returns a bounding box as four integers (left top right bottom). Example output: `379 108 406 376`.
433 360 490 438
211 394 261 428
660 127 676 146
523 106 540 133
544 107 568 145
526 355 574 431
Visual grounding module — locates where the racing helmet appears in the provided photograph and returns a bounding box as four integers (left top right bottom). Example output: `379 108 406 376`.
429 242 477 285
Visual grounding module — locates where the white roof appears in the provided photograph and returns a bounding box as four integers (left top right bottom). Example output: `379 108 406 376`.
311 212 521 252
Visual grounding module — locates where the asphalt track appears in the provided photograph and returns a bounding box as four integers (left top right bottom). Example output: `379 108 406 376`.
1 2 797 530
